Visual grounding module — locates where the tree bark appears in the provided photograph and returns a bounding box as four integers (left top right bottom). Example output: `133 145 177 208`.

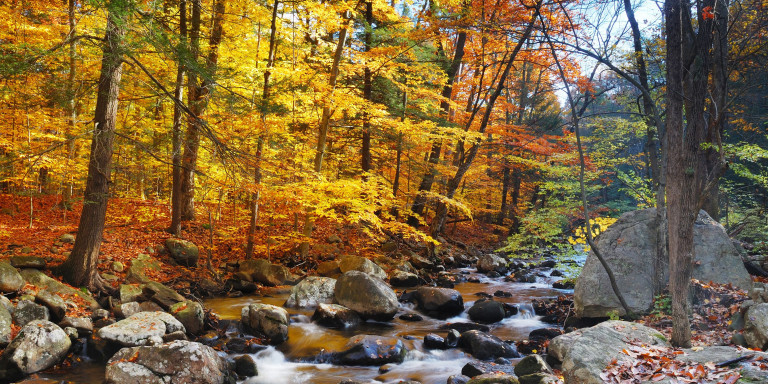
361 1 373 175
61 0 78 209
313 15 350 173
169 0 187 236
179 0 225 220
407 31 466 227
58 4 125 291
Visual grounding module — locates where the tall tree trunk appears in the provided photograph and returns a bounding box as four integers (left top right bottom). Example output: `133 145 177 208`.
665 0 692 343
498 166 510 225
432 5 539 237
246 0 279 259
701 0 729 220
58 4 125 291
406 31 466 227
180 0 225 220
169 0 187 235
393 88 407 196
61 0 78 209
313 16 350 173
361 1 373 175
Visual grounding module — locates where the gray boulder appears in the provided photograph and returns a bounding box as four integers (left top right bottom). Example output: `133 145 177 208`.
10 256 46 269
98 311 185 347
126 254 161 284
0 305 11 347
575 209 753 317
241 303 289 344
169 301 204 335
334 335 407 366
0 320 71 377
311 303 361 328
548 320 669 384
744 302 768 350
119 284 145 303
334 271 399 320
0 262 23 293
467 299 505 324
105 340 232 384
476 254 507 274
338 255 387 280
35 290 67 321
459 330 519 360
414 287 464 319
12 300 49 326
390 271 419 287
285 276 336 309
142 281 185 310
19 268 100 310
165 238 199 267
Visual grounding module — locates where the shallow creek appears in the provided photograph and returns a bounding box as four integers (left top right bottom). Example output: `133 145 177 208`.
40 269 570 384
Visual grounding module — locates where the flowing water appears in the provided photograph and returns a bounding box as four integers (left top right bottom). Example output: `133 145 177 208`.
203 269 569 384
37 267 572 384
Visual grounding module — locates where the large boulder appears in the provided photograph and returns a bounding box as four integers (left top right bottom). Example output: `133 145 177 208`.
458 330 520 360
548 320 669 384
142 281 186 310
98 311 186 347
19 269 100 310
334 335 407 366
241 303 289 344
105 340 232 384
0 305 10 347
414 287 464 319
170 301 204 335
334 271 399 321
338 255 387 280
284 276 336 309
744 302 768 350
126 254 161 284
12 300 49 326
575 209 753 317
240 259 298 286
165 238 199 267
312 303 361 329
390 270 419 287
467 299 505 324
0 320 71 378
0 261 23 293
476 254 507 274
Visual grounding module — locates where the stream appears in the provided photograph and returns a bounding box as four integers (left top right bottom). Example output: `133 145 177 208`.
38 267 573 384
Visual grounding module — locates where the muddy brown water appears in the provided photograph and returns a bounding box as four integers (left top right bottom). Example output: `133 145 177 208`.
38 268 571 384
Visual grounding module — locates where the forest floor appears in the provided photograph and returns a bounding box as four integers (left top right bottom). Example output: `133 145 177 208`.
0 193 500 290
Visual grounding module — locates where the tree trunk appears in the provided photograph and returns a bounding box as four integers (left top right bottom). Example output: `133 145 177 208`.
407 31 466 227
179 0 225 220
58 4 125 291
393 88 407 196
61 0 78 209
313 16 350 173
666 0 692 348
169 0 187 235
361 1 373 175
701 0 729 220
498 166 510 225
